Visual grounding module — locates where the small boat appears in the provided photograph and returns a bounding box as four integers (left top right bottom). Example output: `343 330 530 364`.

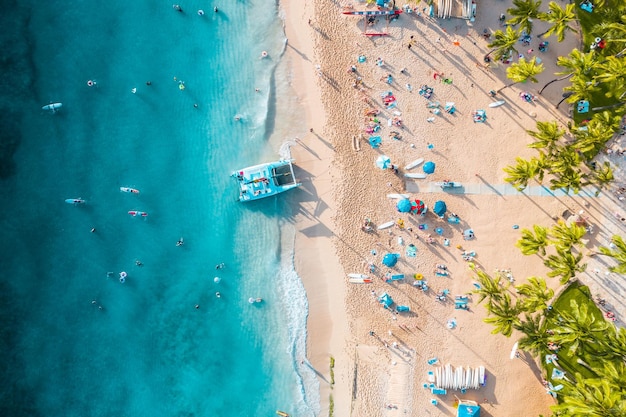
349 277 373 284
276 411 290 417
342 9 403 16
120 187 140 194
65 198 85 204
404 173 427 179
404 158 424 170
436 181 463 189
42 102 63 112
387 193 409 199
488 100 506 108
128 211 148 217
377 220 395 230
232 159 301 202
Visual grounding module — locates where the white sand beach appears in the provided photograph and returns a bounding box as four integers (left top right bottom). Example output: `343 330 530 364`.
282 0 625 416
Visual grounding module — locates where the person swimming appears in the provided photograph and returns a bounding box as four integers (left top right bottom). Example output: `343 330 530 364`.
176 237 184 246
215 263 225 270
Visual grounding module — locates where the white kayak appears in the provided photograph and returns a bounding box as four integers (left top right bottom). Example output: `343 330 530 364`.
404 173 427 179
120 187 140 194
387 193 409 199
404 158 424 170
42 102 62 112
488 100 506 108
378 220 395 230
349 277 373 284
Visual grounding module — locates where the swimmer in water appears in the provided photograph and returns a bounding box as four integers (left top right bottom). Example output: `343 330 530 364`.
215 292 221 298
215 263 225 270
176 237 184 247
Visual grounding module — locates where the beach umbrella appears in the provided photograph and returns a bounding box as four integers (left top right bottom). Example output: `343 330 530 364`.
411 199 427 215
382 253 399 267
396 198 412 213
433 200 447 217
375 155 391 169
423 161 436 174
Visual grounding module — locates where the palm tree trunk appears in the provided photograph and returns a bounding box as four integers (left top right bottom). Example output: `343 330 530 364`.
539 73 574 95
496 81 518 94
591 102 626 111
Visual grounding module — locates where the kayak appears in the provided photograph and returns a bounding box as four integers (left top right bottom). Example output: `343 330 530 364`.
42 102 62 112
128 211 148 217
377 220 395 230
488 100 506 108
65 198 85 204
120 187 140 194
404 158 424 170
349 277 373 284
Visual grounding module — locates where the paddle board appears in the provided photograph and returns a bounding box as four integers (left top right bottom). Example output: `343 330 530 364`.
42 102 62 111
488 100 506 108
128 211 148 217
377 221 395 230
404 158 424 170
120 187 140 194
348 273 368 279
404 173 428 179
349 277 373 284
65 198 85 204
387 193 409 199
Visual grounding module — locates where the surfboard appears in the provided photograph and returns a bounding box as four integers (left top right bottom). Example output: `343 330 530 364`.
349 277 373 284
348 273 368 279
404 158 424 170
488 100 506 108
377 221 395 230
387 193 409 199
42 102 62 111
404 173 428 179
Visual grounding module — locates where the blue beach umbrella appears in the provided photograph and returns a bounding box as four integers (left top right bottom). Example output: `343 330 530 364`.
397 198 412 213
376 155 391 169
423 161 436 174
433 200 447 217
382 253 399 267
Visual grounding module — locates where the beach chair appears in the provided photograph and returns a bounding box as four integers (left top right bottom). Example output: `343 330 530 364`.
431 388 447 395
427 357 439 365
406 244 417 258
390 274 405 281
455 302 469 310
447 215 460 224
396 305 410 313
427 371 435 382
435 271 449 277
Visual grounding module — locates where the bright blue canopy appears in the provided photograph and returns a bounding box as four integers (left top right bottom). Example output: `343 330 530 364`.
379 292 393 308
382 253 399 267
423 161 436 174
397 198 412 213
433 200 447 217
376 155 391 169
457 402 480 417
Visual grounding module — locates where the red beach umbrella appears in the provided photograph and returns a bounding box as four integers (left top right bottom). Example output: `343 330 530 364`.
411 199 427 215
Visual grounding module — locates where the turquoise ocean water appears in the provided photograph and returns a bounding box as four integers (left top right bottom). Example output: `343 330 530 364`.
0 1 318 416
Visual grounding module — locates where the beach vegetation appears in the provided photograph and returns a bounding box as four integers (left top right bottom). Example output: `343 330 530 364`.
503 156 541 190
329 393 334 417
516 225 550 255
543 249 587 284
598 235 626 273
526 120 566 155
515 277 554 312
329 356 335 386
483 293 522 337
588 161 614 191
471 268 507 310
538 2 578 41
514 313 550 355
499 57 545 92
549 221 586 251
550 300 609 357
485 26 520 62
506 0 543 35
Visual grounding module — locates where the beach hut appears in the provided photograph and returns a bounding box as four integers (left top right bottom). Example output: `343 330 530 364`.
457 400 480 417
397 198 412 213
423 161 436 174
433 200 447 217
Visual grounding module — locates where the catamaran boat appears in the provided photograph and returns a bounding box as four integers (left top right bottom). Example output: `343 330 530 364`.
232 159 301 202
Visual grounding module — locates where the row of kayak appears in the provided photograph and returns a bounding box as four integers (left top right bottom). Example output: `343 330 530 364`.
65 187 146 216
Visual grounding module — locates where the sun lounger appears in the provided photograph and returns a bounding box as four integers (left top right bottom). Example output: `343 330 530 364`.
428 371 435 382
396 305 410 313
428 357 439 365
431 388 447 395
435 271 449 277
389 274 405 281
455 295 469 302
455 303 469 310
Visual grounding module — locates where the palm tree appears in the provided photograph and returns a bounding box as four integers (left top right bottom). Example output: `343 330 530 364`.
549 220 586 251
595 56 626 102
563 75 601 105
471 267 506 310
483 293 521 337
590 161 614 191
527 120 565 155
503 156 539 191
485 26 520 62
599 235 626 274
506 0 542 35
497 57 544 93
543 249 587 284
537 2 577 41
551 300 609 357
516 225 550 255
540 49 597 95
515 276 554 312
595 359 626 388
514 313 549 355
573 117 618 157
547 145 585 194
602 326 626 362
553 375 626 416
